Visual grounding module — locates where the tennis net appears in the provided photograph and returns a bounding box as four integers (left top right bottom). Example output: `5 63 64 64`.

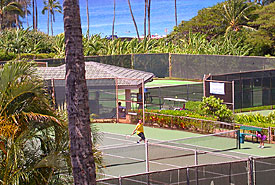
100 130 241 170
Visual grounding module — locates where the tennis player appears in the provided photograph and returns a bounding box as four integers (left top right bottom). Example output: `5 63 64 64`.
132 119 146 143
256 131 266 148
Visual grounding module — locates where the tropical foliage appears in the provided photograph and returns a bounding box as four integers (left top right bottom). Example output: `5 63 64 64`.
199 96 233 122
170 0 275 56
0 61 103 184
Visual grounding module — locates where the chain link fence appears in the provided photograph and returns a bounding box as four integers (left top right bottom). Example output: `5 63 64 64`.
35 54 275 79
97 156 275 185
205 69 275 109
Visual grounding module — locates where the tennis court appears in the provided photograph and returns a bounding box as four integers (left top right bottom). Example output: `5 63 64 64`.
145 79 201 88
95 123 275 179
237 109 274 116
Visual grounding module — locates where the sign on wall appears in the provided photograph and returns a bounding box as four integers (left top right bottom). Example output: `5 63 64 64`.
210 82 225 95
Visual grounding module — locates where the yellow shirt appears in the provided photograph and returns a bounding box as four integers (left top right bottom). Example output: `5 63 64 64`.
135 123 144 134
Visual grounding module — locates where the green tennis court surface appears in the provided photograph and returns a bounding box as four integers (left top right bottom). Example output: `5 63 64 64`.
145 79 201 88
95 123 275 179
237 109 274 116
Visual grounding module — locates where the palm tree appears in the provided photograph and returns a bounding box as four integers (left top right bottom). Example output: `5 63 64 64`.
32 0 35 29
147 0 151 38
144 0 147 39
63 0 96 184
42 0 62 35
127 0 140 40
0 61 68 184
222 0 254 35
0 0 23 29
175 0 177 26
86 0 90 39
112 0 115 40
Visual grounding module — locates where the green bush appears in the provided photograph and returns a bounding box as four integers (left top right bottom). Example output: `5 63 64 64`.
17 53 55 60
235 111 275 128
0 52 16 61
199 96 233 122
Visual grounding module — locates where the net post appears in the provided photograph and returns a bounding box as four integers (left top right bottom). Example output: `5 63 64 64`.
145 139 149 173
119 175 122 185
236 130 241 149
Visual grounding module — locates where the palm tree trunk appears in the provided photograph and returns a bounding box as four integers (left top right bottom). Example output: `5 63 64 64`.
112 0 116 40
147 0 151 38
51 13 53 35
25 3 29 27
144 0 147 39
86 0 90 39
63 0 96 184
35 0 38 29
127 0 140 41
47 10 49 35
32 0 35 29
175 0 177 26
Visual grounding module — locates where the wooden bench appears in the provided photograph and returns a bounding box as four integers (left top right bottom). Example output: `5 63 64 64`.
239 126 262 143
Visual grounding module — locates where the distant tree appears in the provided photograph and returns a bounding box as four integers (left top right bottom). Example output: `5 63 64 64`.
127 0 140 40
112 0 115 40
169 2 224 41
86 0 90 39
42 0 62 35
175 0 177 26
147 0 151 38
246 2 275 55
144 0 147 38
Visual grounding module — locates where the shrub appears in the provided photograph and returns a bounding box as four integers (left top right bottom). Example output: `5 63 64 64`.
0 52 16 61
199 96 233 122
17 53 56 60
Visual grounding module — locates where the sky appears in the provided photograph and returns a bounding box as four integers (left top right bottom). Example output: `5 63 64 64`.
22 0 224 37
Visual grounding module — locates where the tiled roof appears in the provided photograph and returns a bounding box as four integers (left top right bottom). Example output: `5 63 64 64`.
36 62 155 88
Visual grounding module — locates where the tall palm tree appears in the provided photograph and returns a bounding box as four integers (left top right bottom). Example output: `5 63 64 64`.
86 0 90 39
42 0 62 35
112 0 115 40
127 0 140 41
147 0 151 38
63 0 96 184
32 0 35 29
144 0 147 39
175 0 177 26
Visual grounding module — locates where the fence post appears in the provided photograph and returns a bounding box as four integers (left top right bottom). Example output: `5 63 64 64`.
186 168 190 185
248 156 254 185
268 127 271 144
145 140 149 173
169 53 172 79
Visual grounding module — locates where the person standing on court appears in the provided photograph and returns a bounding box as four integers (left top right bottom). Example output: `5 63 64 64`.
256 131 266 148
132 119 146 143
